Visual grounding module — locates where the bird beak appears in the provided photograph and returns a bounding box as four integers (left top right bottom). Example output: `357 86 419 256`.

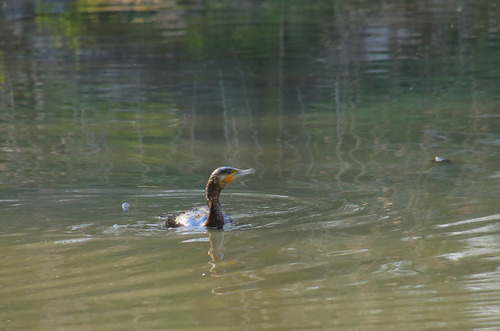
225 168 256 183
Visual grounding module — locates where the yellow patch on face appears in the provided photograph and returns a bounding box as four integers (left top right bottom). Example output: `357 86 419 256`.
224 170 238 183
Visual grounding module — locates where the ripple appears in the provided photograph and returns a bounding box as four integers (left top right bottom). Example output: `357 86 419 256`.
103 222 166 236
39 188 367 236
54 237 92 244
439 235 500 262
235 192 361 218
69 223 94 231
436 213 500 264
436 213 500 229
152 190 363 231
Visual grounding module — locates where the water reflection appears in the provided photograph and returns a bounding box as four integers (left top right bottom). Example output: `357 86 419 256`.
1 0 500 329
0 0 498 192
1 185 500 329
207 230 225 277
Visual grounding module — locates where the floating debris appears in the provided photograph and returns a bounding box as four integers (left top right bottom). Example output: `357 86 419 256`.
432 156 451 163
122 202 130 211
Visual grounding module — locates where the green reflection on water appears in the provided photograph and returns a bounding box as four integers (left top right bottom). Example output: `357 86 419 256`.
1 0 500 330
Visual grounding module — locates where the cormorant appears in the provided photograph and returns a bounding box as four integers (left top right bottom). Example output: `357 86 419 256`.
164 167 256 228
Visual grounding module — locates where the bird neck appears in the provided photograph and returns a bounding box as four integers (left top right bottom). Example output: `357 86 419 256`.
205 200 224 228
203 181 225 228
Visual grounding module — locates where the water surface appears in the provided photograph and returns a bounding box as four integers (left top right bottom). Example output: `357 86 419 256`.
1 0 500 329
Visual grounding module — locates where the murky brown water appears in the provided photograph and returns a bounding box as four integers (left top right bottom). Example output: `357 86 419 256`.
1 0 500 329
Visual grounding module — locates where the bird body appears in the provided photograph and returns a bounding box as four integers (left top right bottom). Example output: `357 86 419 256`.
165 206 232 227
165 167 255 228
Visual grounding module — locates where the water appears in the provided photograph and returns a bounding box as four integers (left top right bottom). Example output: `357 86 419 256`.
1 0 500 329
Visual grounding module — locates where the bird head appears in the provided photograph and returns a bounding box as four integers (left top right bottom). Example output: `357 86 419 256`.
209 167 256 189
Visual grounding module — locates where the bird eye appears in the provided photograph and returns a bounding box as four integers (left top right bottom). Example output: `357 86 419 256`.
218 167 232 174
213 167 234 176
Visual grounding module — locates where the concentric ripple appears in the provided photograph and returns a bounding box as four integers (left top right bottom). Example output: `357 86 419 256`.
99 189 365 234
135 190 364 232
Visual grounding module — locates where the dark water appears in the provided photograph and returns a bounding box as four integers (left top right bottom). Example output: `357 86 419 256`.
1 0 500 329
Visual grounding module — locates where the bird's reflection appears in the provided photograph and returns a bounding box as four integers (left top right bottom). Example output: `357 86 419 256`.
207 229 227 276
